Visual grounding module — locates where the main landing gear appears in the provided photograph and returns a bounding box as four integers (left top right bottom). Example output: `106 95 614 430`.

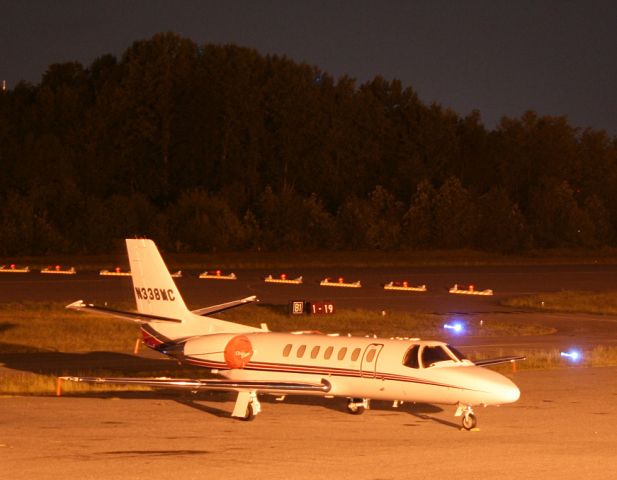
232 391 261 421
455 403 478 430
347 398 370 415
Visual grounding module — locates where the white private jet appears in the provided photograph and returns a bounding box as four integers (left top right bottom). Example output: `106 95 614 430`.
64 238 522 430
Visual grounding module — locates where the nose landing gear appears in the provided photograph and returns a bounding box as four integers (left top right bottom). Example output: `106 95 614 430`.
462 411 477 430
455 403 478 430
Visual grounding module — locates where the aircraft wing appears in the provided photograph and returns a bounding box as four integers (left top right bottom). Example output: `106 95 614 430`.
66 295 258 323
59 376 332 394
66 300 182 323
474 355 526 367
191 295 258 316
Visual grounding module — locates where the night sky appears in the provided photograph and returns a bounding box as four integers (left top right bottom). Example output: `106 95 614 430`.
2 0 616 133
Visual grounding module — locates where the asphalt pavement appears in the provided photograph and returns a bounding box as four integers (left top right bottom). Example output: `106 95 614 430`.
3 264 617 314
2 367 616 479
2 264 617 478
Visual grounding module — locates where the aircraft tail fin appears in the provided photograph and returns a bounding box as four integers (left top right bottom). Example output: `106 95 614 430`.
125 238 260 340
126 238 191 321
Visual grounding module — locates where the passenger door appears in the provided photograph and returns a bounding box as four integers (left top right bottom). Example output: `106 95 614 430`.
360 343 383 378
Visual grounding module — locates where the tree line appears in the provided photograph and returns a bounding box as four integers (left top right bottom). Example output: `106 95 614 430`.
1 32 616 255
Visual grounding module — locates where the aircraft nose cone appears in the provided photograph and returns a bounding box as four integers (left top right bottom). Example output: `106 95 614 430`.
502 381 520 403
495 375 520 404
470 367 521 405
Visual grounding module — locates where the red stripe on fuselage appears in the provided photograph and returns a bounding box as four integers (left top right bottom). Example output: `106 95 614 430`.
182 355 477 392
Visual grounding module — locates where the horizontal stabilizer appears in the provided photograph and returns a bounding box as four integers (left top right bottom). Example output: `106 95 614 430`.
60 376 332 393
474 355 526 367
65 301 182 323
191 295 258 316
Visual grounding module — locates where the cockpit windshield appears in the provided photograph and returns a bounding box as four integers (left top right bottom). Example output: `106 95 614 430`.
403 344 465 369
446 345 467 361
421 345 455 368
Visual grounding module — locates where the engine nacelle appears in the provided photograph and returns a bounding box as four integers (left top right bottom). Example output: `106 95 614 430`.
182 333 255 369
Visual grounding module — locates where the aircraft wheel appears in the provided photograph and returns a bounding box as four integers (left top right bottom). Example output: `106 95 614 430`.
462 412 477 430
347 399 365 415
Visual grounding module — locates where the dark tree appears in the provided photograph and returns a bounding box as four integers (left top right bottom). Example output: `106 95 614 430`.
1 33 616 254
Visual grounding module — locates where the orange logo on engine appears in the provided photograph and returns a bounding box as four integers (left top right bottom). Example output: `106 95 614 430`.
224 335 253 369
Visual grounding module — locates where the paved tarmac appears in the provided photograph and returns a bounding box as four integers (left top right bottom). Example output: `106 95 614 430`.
3 264 617 314
2 264 617 479
2 367 616 480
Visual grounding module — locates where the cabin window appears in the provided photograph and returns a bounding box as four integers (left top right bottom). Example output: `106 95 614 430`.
403 345 420 369
421 345 453 368
365 349 376 363
283 344 292 357
297 345 307 358
311 346 320 359
351 348 361 361
337 347 347 360
324 346 334 360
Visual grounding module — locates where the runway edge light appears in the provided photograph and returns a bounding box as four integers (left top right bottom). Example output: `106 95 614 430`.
443 322 465 334
560 349 582 362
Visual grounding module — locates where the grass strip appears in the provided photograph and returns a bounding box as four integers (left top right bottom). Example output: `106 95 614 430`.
474 345 617 372
0 301 564 395
0 302 138 353
502 290 617 315
0 302 554 355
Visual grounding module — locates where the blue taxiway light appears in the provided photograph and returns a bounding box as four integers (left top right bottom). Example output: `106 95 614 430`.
443 322 465 334
560 350 582 362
